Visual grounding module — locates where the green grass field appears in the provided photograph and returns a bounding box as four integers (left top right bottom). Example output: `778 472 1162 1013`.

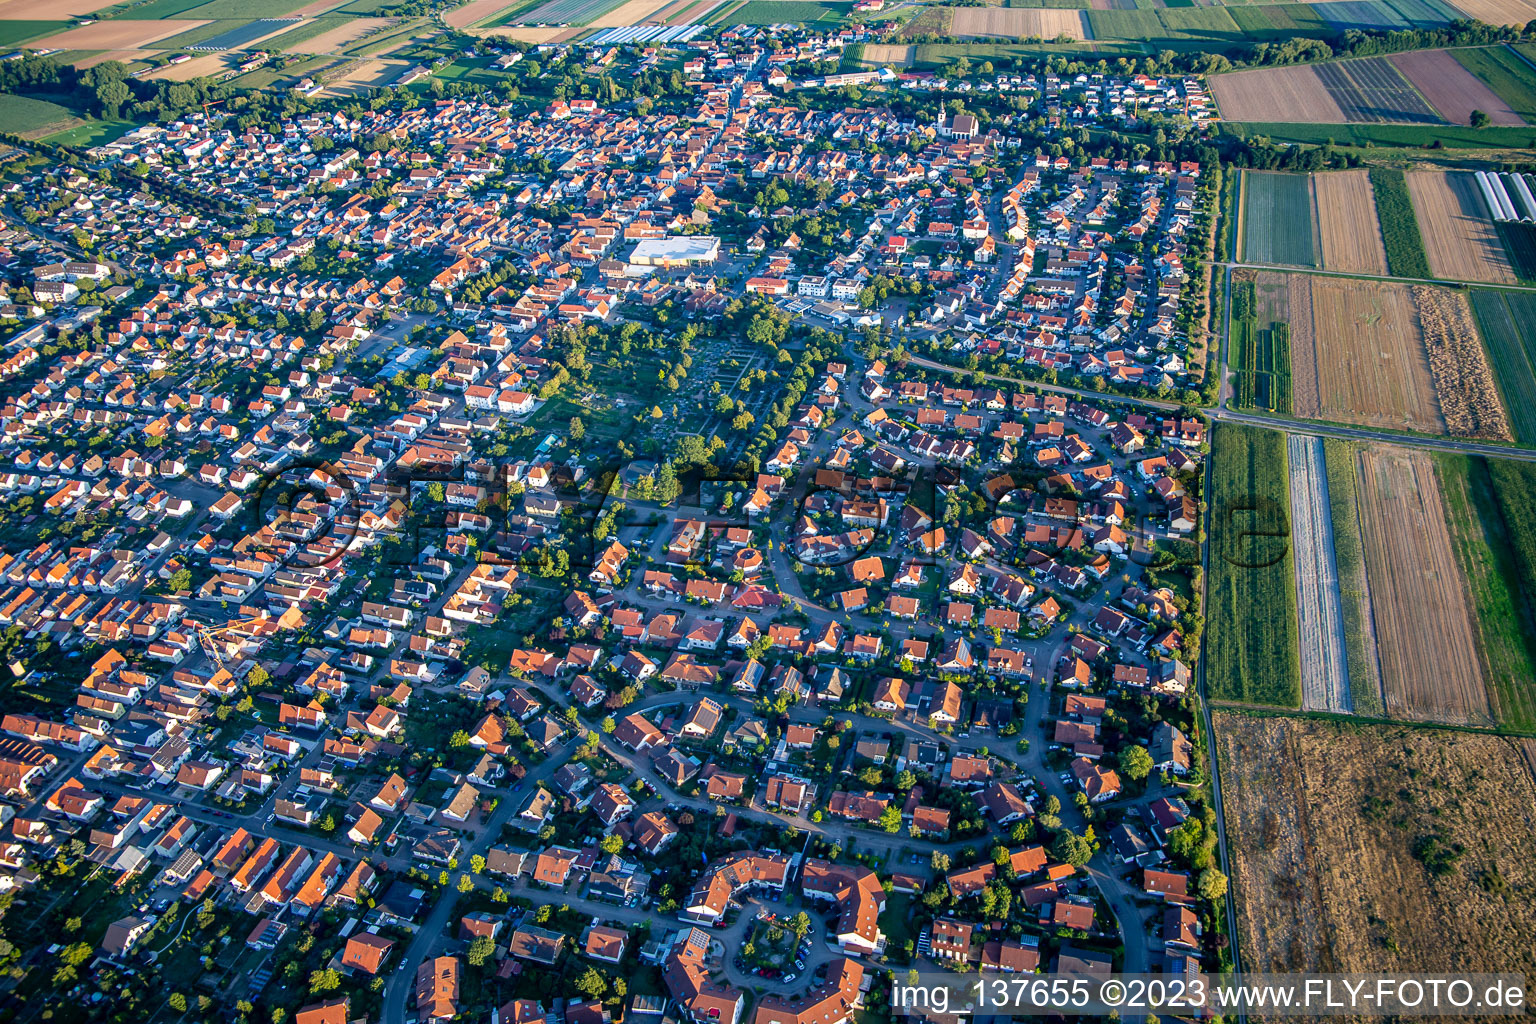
1207 421 1302 708
1221 120 1536 150
1321 439 1381 717
113 0 220 17
1240 170 1315 267
0 95 80 137
1494 221 1536 284
1086 6 1251 48
1468 289 1536 446
1451 45 1536 124
44 118 137 148
1367 167 1431 279
0 20 69 46
1227 2 1333 40
1436 453 1536 732
912 40 1143 65
181 0 310 16
727 0 852 25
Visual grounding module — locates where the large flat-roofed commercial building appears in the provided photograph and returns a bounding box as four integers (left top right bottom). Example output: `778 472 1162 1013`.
628 235 721 267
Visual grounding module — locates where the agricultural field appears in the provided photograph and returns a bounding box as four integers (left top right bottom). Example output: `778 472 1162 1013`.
1449 0 1536 26
1239 171 1315 268
950 7 1085 38
0 94 82 138
857 43 913 66
1321 438 1383 717
1312 169 1389 275
1313 0 1462 29
1209 64 1346 123
1276 273 1445 435
1469 289 1536 445
22 18 201 49
1312 56 1439 123
1438 453 1536 732
1288 434 1351 714
1206 422 1301 708
284 16 394 54
1406 170 1517 284
1368 166 1431 279
442 0 534 29
1216 713 1536 980
723 0 851 24
0 0 117 15
1390 47 1524 125
1453 44 1536 124
1356 446 1494 725
1229 273 1293 413
508 0 624 25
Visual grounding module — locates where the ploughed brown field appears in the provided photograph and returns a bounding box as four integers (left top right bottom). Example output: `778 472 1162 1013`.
1217 714 1536 985
1355 447 1494 726
951 8 1085 40
1407 170 1517 284
1209 65 1345 123
1390 49 1524 126
1313 170 1388 275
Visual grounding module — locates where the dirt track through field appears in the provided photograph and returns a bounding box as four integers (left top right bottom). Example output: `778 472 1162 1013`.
1357 448 1492 726
1209 65 1345 123
1289 435 1351 713
1407 170 1517 284
1313 170 1388 275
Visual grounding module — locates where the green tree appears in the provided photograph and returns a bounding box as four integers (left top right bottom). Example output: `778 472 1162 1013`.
1198 868 1228 902
1119 745 1154 781
467 935 495 966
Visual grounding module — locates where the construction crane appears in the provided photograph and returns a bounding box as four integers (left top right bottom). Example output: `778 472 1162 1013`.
194 604 303 671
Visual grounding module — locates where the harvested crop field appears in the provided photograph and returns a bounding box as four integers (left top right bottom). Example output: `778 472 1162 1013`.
38 19 208 49
1216 713 1536 981
1288 435 1351 714
1280 273 1445 434
951 8 1085 39
1390 48 1524 126
1357 447 1493 726
476 24 568 40
1313 169 1389 275
1413 284 1511 440
1449 0 1536 26
1407 170 1517 284
143 52 233 79
288 16 394 53
1209 65 1344 123
319 57 406 94
859 43 913 67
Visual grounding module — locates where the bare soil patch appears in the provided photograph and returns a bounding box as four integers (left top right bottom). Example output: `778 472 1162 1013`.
144 52 233 80
1391 48 1523 126
1413 285 1512 440
860 43 912 67
0 0 115 16
1217 713 1536 982
1357 447 1492 726
1312 170 1388 275
40 19 208 49
318 56 406 94
1407 170 1517 284
290 16 395 53
951 8 1084 40
1209 65 1345 123
473 24 566 41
